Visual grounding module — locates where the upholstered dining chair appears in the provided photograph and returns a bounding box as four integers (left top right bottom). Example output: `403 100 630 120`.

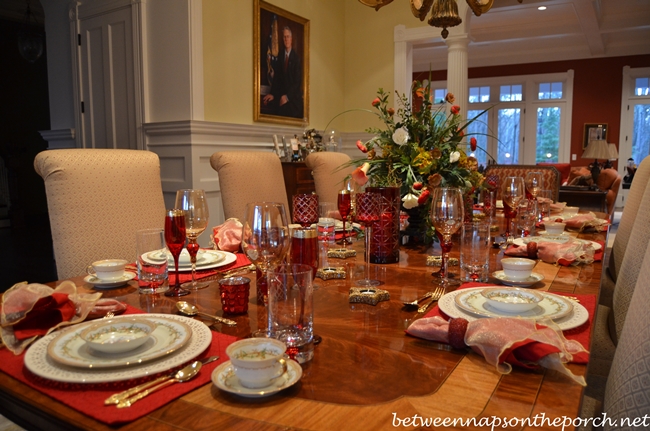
34 149 166 280
483 164 562 201
304 152 353 206
210 151 289 220
580 239 650 427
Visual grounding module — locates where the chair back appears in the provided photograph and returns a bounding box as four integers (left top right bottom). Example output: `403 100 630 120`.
609 179 650 345
34 149 166 280
609 155 650 282
603 240 650 429
483 164 561 201
210 151 289 220
304 152 353 206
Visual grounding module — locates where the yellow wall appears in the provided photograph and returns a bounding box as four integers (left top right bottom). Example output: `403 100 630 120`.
203 0 424 132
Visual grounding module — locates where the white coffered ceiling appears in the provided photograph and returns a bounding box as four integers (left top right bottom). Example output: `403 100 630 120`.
411 0 650 71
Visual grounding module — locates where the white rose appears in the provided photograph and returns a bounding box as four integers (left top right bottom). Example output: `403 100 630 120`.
450 151 461 163
402 193 419 209
392 127 409 146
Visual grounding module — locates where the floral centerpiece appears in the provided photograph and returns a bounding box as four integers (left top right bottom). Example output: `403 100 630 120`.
343 80 491 241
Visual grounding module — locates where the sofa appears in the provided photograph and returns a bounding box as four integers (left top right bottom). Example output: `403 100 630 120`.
566 166 621 219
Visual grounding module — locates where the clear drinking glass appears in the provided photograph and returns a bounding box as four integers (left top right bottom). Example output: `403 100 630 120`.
175 189 210 290
355 192 381 287
136 228 169 294
537 189 553 222
430 187 464 288
525 171 542 220
241 202 290 305
460 220 491 282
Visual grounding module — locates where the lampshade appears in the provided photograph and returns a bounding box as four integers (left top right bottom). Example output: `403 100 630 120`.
608 143 619 161
582 139 611 160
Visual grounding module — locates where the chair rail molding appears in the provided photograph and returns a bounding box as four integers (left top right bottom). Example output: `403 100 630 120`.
39 129 76 149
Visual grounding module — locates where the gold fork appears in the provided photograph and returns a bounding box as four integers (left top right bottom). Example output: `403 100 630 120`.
417 286 445 314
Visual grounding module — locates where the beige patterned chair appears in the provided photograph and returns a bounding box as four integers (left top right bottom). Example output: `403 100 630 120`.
483 164 562 202
210 151 289 220
602 246 650 430
304 152 353 205
34 149 166 280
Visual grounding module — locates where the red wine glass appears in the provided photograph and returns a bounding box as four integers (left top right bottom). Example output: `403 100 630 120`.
164 209 191 297
355 192 380 286
337 190 351 246
175 189 210 290
430 188 464 289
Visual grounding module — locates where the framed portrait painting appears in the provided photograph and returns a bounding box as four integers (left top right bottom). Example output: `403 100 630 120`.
583 123 608 149
254 0 309 126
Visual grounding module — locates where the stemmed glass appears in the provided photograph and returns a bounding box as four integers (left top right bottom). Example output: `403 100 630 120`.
337 190 352 246
175 189 209 290
502 177 525 239
355 192 380 287
241 202 290 305
525 171 542 222
164 209 191 297
430 188 464 289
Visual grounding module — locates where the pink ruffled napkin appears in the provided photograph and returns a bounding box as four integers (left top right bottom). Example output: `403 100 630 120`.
211 218 243 252
1 281 102 354
407 315 587 385
505 239 596 266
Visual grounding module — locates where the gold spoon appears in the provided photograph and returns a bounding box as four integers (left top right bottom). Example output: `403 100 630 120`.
176 301 237 326
117 361 202 408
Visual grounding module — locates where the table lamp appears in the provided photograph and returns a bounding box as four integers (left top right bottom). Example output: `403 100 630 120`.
604 143 618 169
582 139 610 183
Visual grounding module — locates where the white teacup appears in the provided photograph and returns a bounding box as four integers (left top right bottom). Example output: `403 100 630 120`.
226 338 288 389
544 221 566 235
86 259 128 281
564 206 579 217
501 258 536 281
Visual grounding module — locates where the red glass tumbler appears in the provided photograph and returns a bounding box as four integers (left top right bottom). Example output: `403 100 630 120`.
218 276 250 314
290 227 318 278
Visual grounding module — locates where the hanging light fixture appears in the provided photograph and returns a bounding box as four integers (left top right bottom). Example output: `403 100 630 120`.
17 0 44 63
428 0 462 39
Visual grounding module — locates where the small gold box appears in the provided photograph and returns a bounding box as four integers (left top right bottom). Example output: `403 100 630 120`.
426 256 459 267
348 287 390 306
327 248 356 259
316 267 346 280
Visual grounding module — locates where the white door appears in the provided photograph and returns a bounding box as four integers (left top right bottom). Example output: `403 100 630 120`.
78 7 137 149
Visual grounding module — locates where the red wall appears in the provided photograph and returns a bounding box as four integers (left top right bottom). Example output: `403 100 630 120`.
414 55 650 168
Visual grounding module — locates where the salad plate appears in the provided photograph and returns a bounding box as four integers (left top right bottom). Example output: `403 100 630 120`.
24 314 211 383
212 359 302 398
47 315 192 368
145 250 236 272
437 287 588 330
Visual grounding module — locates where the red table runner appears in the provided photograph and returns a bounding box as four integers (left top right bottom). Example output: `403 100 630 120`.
0 305 236 425
424 282 595 364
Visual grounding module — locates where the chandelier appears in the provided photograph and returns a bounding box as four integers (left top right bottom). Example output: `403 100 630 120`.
359 0 524 39
17 0 44 63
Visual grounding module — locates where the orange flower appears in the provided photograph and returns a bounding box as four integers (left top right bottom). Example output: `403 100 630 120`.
387 107 395 116
450 105 460 115
428 173 442 187
431 148 442 160
372 98 381 107
417 189 430 205
470 137 477 151
351 163 370 186
445 93 455 103
356 140 368 153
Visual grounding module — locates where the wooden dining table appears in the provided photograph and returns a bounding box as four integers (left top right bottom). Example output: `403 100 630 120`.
0 215 608 431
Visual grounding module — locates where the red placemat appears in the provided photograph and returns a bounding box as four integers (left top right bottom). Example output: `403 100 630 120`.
0 305 236 425
424 282 595 364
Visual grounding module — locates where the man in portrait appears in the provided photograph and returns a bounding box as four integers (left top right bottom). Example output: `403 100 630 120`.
262 25 303 119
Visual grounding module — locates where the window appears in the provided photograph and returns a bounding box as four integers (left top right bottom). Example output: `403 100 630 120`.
433 88 447 104
620 67 650 173
433 72 573 166
635 77 649 96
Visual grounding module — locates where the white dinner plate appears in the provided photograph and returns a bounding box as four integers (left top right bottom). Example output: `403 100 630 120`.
438 287 589 331
84 272 136 288
513 236 602 251
24 314 212 383
146 250 237 272
212 359 302 398
492 270 544 287
47 316 192 369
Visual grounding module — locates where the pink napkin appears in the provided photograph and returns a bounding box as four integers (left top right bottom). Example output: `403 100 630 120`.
211 218 243 252
505 239 598 266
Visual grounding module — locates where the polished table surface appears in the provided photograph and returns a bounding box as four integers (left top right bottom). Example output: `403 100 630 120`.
0 222 608 430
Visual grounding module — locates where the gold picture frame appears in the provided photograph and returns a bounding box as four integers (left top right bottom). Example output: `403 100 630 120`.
583 123 608 149
254 0 309 126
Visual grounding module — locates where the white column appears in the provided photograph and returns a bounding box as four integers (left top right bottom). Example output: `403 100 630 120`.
445 35 469 118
